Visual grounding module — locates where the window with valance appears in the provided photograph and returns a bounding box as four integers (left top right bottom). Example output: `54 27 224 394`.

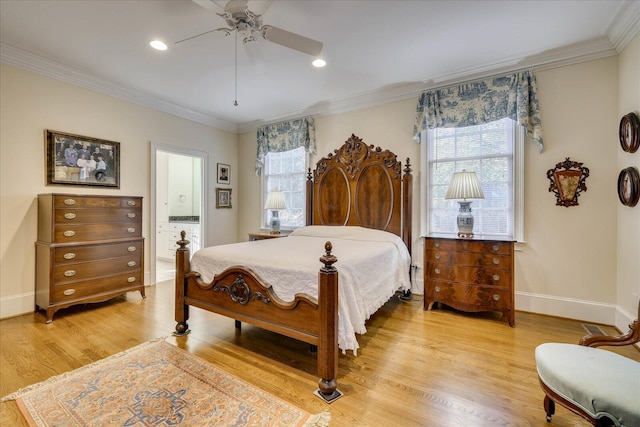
255 117 316 175
413 70 543 151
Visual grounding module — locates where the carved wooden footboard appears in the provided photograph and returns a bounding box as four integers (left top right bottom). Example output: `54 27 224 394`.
174 232 341 402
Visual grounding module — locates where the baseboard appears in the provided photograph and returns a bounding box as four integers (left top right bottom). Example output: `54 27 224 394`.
515 291 624 326
0 292 35 320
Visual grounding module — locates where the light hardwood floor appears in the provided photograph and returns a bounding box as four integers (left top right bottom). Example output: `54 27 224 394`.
1 280 638 426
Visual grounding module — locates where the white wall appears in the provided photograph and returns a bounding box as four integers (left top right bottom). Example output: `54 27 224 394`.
238 55 634 325
616 33 640 330
0 63 238 319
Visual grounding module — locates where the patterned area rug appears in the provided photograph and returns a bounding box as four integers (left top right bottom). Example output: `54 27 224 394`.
2 338 329 427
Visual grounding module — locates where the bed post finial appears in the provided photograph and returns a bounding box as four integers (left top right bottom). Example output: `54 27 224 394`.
320 241 337 272
404 158 412 175
177 230 190 249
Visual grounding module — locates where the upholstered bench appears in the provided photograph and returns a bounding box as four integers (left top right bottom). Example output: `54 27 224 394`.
535 305 640 427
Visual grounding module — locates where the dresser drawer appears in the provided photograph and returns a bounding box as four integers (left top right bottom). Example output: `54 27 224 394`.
427 280 511 311
53 223 141 242
54 240 143 264
54 208 141 224
425 238 512 255
53 255 142 283
52 272 143 303
450 252 512 269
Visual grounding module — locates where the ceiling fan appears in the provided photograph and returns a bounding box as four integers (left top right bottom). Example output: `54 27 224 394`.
177 0 323 58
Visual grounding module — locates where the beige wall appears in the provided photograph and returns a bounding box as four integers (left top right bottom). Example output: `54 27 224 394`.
617 33 640 328
0 63 237 318
239 55 633 326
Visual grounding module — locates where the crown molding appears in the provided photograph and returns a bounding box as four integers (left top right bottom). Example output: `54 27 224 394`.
607 0 640 52
0 43 238 134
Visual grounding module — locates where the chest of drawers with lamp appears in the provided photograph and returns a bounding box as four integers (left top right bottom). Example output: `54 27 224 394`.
35 194 145 322
423 235 515 327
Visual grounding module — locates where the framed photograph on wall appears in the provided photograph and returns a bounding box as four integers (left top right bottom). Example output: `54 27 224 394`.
619 112 639 153
618 167 639 207
217 163 230 185
45 129 120 188
216 188 232 209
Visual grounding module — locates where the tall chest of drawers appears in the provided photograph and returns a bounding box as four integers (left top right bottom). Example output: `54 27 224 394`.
35 194 145 322
423 236 515 327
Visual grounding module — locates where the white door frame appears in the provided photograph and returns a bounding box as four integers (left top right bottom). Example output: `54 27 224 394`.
150 143 208 285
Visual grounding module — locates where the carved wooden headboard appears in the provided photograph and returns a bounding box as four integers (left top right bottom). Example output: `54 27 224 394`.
305 134 413 254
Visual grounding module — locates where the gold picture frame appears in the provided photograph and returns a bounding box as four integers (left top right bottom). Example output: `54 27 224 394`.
46 130 120 188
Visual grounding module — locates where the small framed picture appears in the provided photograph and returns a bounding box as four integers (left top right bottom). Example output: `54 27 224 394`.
217 163 230 185
619 112 639 153
45 130 120 188
216 188 232 209
618 167 639 207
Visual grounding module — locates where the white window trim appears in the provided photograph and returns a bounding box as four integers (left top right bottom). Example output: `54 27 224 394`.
260 149 310 231
419 120 525 242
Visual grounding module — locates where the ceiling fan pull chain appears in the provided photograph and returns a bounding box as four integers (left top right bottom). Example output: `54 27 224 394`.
234 30 239 107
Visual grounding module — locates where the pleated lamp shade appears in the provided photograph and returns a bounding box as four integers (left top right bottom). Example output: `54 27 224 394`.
264 191 287 210
445 171 485 200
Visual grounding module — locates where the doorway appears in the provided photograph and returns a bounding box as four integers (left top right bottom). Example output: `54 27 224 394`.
150 144 208 284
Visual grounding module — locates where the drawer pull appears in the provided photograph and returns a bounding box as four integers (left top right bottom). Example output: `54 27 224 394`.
64 270 76 277
63 199 76 205
492 258 500 265
63 230 76 237
63 289 76 296
434 242 440 248
493 274 500 281
434 268 441 274
127 200 136 206
127 277 136 283
128 246 137 252
63 213 76 220
63 253 76 260
128 261 137 267
434 286 441 292
434 253 441 260
127 212 136 218
127 227 136 233
492 245 500 251
493 294 500 301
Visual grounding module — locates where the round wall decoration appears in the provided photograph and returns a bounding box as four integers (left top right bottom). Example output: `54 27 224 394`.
618 167 639 207
619 112 639 153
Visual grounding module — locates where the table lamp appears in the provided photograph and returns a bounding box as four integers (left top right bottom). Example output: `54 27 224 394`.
445 170 484 237
264 190 287 234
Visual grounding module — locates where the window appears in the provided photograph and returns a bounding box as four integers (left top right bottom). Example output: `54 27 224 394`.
263 146 307 229
424 118 524 240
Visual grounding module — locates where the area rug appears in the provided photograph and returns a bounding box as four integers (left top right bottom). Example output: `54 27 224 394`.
2 338 329 427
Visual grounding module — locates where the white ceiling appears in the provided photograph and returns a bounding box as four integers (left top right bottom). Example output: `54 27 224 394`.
1 1 638 133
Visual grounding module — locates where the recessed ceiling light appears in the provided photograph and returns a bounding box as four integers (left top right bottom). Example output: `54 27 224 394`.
312 58 326 68
150 40 168 51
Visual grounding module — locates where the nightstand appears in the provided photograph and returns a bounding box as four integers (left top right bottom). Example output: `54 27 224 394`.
248 231 290 241
423 235 515 327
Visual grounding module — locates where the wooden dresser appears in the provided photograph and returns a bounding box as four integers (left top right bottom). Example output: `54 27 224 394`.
423 235 515 327
35 194 145 322
248 231 290 241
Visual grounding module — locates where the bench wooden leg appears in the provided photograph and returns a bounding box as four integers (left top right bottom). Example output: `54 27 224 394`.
544 395 555 422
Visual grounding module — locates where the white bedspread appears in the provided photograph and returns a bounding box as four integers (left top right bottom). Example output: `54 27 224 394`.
190 225 411 354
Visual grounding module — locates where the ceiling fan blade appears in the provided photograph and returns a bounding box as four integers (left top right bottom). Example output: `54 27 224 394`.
262 26 323 57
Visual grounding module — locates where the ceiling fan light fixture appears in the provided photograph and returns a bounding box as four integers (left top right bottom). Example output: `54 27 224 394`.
149 40 168 51
312 58 326 68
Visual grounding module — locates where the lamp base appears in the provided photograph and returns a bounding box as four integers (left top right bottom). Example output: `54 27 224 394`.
269 210 281 234
456 201 475 238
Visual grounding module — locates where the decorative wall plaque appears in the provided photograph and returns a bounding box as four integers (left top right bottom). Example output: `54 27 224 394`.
546 157 589 207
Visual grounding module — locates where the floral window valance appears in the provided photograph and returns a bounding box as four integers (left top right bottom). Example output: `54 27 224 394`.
256 117 317 175
413 70 544 151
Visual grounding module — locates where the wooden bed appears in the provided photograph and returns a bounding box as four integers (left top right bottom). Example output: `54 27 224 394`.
174 134 412 402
